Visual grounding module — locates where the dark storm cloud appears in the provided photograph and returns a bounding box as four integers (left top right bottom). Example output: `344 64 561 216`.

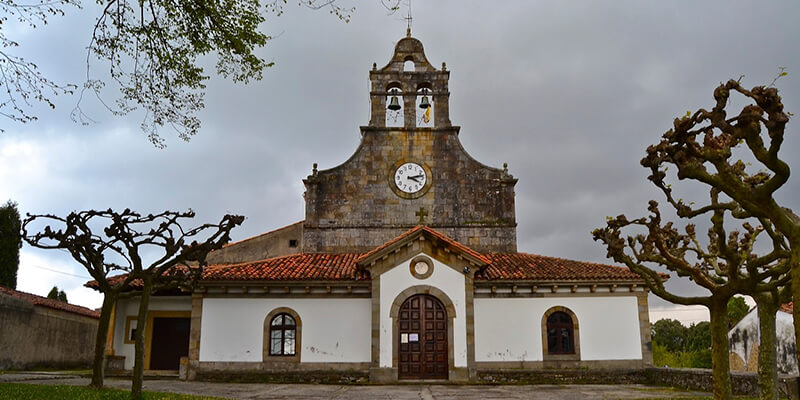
2 1 798 320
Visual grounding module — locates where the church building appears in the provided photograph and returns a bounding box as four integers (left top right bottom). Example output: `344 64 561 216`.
102 33 654 382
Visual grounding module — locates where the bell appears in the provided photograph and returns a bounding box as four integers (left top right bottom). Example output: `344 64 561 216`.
388 95 401 111
419 95 431 109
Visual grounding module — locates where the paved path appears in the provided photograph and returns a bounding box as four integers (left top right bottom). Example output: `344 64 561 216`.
1 373 711 399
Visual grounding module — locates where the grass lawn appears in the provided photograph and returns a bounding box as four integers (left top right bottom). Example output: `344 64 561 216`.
0 369 92 375
0 383 230 400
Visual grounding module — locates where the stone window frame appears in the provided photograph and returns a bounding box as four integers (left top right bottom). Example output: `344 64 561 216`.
409 255 434 280
389 285 457 379
541 306 581 362
263 307 302 362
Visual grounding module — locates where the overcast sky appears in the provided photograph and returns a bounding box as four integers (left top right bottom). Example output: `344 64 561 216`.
2 1 798 324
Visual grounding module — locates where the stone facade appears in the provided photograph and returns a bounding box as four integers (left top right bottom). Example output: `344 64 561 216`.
207 221 303 264
302 35 517 254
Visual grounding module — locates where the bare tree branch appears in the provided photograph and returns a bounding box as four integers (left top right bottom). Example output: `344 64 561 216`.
0 0 79 130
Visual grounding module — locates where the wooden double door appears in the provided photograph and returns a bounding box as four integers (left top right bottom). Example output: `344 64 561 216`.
149 317 190 370
398 294 448 379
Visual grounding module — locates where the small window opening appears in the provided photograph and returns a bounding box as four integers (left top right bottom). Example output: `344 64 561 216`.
288 239 298 248
403 60 415 72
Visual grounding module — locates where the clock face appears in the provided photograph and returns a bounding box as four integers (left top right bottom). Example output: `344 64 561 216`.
394 162 427 194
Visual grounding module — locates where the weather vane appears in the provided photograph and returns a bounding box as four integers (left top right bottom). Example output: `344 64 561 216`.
404 0 412 37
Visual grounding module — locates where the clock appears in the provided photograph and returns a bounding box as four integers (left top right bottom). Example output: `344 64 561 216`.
393 162 427 194
389 160 432 199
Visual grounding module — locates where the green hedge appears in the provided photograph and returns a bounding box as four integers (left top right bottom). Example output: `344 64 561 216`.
652 342 712 369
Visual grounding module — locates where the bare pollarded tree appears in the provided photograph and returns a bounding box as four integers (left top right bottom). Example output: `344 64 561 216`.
23 209 243 398
593 77 795 400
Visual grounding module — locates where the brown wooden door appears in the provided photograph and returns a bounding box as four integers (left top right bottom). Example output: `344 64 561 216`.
149 317 190 370
398 294 448 379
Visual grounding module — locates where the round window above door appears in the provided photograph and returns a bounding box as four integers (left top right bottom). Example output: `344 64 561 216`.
409 255 434 280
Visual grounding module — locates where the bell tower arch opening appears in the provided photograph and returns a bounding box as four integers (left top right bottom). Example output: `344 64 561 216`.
415 84 433 128
385 83 404 128
368 36 451 129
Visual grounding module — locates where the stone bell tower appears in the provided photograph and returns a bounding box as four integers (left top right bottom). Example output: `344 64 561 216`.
367 31 452 129
302 33 518 253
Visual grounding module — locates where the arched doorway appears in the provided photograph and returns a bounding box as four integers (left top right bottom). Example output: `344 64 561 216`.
397 294 448 379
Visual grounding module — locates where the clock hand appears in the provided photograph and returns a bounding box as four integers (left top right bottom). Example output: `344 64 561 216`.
407 174 423 182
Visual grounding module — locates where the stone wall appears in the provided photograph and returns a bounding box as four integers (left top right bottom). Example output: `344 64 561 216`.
478 367 798 399
644 367 798 398
477 368 648 385
0 293 98 369
303 128 518 254
193 361 369 383
207 221 303 264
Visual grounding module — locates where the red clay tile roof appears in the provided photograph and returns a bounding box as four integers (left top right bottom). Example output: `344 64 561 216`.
85 229 645 284
85 265 200 291
0 286 100 319
203 253 364 281
780 302 793 314
355 225 491 266
480 253 646 281
85 274 143 290
200 251 642 283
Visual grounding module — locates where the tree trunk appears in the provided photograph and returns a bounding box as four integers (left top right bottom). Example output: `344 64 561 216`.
90 293 116 388
130 283 152 400
710 296 733 400
793 260 800 384
754 293 780 400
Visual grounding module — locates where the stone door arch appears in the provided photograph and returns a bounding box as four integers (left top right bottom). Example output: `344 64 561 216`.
390 286 456 380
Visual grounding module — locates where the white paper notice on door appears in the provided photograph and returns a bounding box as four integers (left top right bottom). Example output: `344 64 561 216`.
401 333 409 343
409 333 419 342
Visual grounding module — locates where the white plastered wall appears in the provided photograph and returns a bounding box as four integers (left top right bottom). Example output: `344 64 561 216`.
474 296 642 362
199 298 371 363
379 252 467 367
112 296 193 370
729 308 798 374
